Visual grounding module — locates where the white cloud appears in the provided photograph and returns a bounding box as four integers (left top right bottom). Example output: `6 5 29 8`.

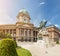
38 2 45 7
55 24 59 27
0 9 15 24
39 2 45 5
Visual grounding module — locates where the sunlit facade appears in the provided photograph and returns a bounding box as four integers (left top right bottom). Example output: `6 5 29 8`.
0 9 38 42
0 9 60 42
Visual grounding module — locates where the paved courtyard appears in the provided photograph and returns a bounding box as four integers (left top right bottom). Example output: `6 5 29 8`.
17 41 60 56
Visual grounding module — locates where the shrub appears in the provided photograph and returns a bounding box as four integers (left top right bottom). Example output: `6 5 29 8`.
0 38 18 56
17 47 32 56
56 41 59 44
0 32 12 39
14 40 17 48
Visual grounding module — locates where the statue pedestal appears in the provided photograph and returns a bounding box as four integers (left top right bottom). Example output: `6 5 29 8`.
37 40 46 47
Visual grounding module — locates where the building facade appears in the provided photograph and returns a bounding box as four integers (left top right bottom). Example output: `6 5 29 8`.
0 9 38 42
0 9 60 42
46 26 60 42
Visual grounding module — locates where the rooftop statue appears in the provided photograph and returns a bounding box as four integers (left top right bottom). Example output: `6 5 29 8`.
39 20 47 29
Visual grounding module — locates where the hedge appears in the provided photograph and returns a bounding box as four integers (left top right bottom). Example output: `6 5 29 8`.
0 38 18 56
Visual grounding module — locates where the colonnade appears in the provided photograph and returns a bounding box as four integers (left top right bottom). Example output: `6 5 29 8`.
2 29 16 37
16 28 38 42
1 28 38 42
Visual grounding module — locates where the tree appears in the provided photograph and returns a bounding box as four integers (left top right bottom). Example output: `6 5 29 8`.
0 32 12 39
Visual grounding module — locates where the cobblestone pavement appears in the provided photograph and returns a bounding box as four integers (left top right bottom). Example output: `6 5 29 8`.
17 42 60 56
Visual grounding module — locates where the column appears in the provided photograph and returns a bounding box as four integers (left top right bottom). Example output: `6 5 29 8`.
24 29 26 36
9 29 10 34
52 32 55 42
27 29 29 37
23 29 24 37
25 29 27 37
19 28 21 36
34 31 36 38
35 31 37 41
31 29 33 37
12 29 14 37
35 31 37 38
5 29 7 34
31 29 33 41
26 29 28 38
52 32 54 38
19 28 22 40
16 28 19 38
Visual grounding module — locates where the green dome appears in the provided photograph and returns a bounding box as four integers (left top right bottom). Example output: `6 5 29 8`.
19 8 30 17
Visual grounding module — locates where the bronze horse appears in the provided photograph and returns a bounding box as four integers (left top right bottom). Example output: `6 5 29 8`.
39 20 47 29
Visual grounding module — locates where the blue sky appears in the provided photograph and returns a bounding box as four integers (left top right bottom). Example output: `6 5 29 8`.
0 0 60 28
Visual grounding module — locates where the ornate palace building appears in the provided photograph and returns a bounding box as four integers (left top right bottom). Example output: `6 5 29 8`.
46 25 60 42
0 9 38 42
0 9 60 42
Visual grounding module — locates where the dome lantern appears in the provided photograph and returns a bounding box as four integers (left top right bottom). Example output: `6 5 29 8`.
16 8 31 23
17 8 30 19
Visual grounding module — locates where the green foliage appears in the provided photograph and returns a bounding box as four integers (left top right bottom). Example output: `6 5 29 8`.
0 32 5 38
56 41 59 44
14 40 17 48
0 38 18 56
0 32 12 38
17 47 32 56
5 33 11 38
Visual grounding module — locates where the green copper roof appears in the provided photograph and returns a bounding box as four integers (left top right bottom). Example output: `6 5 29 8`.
19 8 30 16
